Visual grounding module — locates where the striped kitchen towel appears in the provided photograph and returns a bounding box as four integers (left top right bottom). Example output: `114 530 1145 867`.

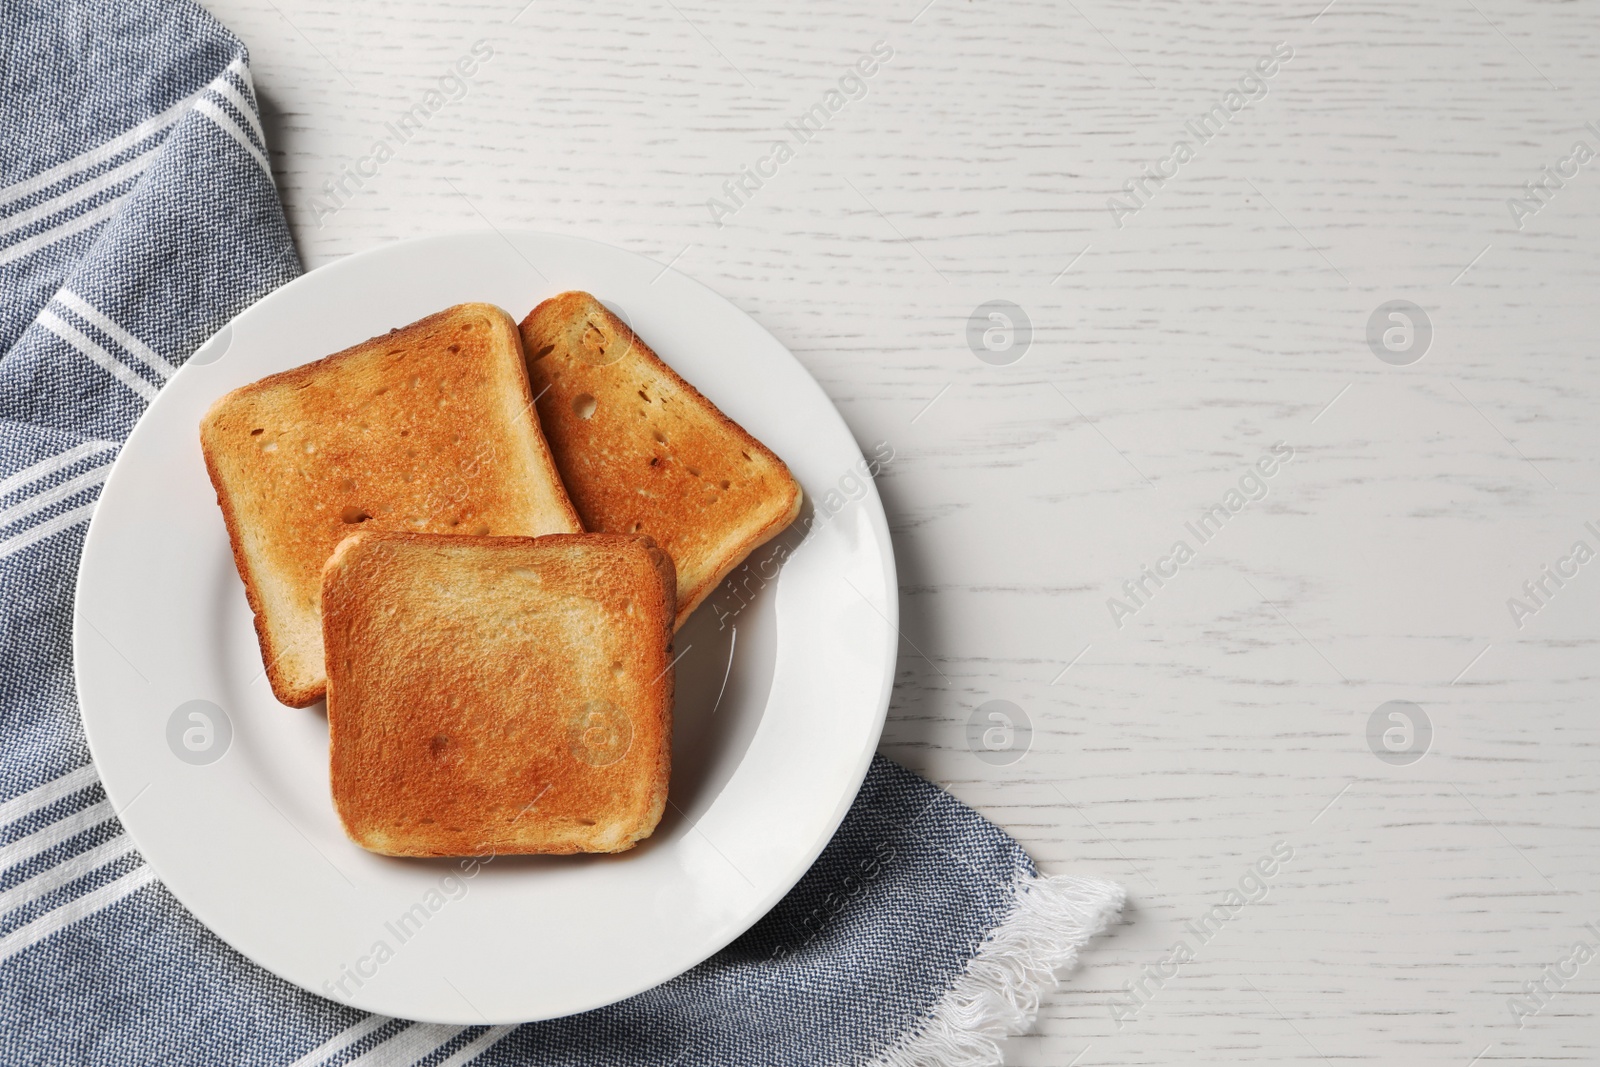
0 1 1124 1065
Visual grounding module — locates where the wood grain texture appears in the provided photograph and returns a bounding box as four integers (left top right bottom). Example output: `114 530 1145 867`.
202 0 1600 1060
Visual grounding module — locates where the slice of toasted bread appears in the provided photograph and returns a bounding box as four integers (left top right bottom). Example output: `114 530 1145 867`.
519 291 801 628
201 303 582 708
322 531 675 856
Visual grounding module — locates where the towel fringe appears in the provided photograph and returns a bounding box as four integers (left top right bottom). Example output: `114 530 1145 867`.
865 871 1125 1067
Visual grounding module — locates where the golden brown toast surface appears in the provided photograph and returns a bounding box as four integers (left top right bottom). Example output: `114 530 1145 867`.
322 531 675 856
519 291 801 628
200 303 581 707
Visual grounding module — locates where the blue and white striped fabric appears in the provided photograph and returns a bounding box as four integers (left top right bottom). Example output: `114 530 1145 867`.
0 2 1122 1064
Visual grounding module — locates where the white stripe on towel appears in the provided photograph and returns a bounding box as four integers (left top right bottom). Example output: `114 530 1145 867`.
435 1026 515 1067
0 442 115 500
0 196 127 267
348 1023 467 1062
286 1015 395 1067
55 290 176 378
37 310 159 401
0 501 97 560
0 800 115 872
0 766 99 828
347 1023 468 1067
207 78 266 149
0 863 155 964
194 100 270 175
0 57 251 209
0 463 111 531
0 153 154 239
234 62 264 128
0 833 137 917
0 105 183 209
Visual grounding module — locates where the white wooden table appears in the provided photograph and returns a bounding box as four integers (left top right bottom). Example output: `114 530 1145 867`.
203 0 1600 1061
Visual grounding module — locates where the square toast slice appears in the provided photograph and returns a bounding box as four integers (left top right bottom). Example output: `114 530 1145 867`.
201 302 581 708
322 531 675 856
519 291 801 629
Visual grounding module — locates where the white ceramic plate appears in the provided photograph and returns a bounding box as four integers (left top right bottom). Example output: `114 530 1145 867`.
72 232 896 1024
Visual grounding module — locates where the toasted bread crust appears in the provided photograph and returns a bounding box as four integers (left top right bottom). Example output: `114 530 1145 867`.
323 531 675 856
519 292 801 628
202 440 316 705
201 303 582 706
